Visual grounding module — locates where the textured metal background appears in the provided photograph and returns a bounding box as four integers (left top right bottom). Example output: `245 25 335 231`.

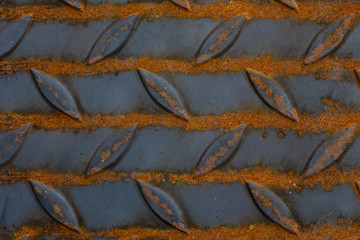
0 0 360 239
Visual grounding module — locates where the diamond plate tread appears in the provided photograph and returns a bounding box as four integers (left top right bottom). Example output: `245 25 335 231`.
0 71 359 116
0 182 359 230
1 126 360 177
1 182 360 236
0 127 335 173
0 18 359 61
1 0 360 238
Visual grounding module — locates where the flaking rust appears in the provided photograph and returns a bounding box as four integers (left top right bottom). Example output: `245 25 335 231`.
29 180 80 233
194 125 247 177
31 69 82 121
246 69 299 122
136 180 189 233
0 124 31 168
86 14 139 65
0 15 32 58
304 14 354 64
196 15 245 64
303 124 357 178
246 181 300 235
138 69 190 121
85 125 137 176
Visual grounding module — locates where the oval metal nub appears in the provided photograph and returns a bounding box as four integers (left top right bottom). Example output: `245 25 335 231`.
136 180 188 233
0 15 32 58
194 125 246 177
169 0 190 9
355 70 360 82
29 180 80 233
246 181 300 235
87 14 138 65
85 125 137 176
303 124 356 178
276 0 299 11
196 15 245 65
0 124 31 168
138 69 190 121
246 69 298 122
31 69 81 121
58 0 82 10
304 14 354 64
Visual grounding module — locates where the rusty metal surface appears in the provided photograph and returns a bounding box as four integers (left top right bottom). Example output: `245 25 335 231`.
1 0 360 239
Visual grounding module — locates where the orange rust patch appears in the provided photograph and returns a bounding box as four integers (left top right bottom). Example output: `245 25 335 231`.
2 112 360 134
250 74 266 90
273 94 298 120
53 204 65 219
321 99 352 113
272 206 299 234
12 222 360 239
14 129 27 142
2 57 360 77
196 127 244 175
1 2 360 23
145 77 189 120
304 125 355 177
142 188 173 215
1 167 360 191
305 15 354 64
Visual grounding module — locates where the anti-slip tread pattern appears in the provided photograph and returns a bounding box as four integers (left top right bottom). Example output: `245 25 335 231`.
1 0 360 239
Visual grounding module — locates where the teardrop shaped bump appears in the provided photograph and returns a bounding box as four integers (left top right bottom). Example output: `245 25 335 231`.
87 14 139 65
31 69 81 121
0 15 32 58
276 0 299 11
58 0 83 10
246 69 298 122
0 124 32 168
303 124 356 178
85 125 137 176
355 70 360 82
194 125 247 177
136 180 189 233
169 0 190 9
246 181 300 235
196 15 246 64
29 180 80 233
304 14 354 64
137 69 190 121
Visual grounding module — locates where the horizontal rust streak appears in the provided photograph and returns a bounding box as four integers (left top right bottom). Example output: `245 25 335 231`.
2 167 360 191
1 112 360 133
1 57 359 77
13 222 360 239
1 2 360 23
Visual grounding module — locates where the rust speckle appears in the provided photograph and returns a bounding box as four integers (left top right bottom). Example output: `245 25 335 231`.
142 188 173 215
305 14 354 64
137 180 188 233
247 69 299 122
138 69 190 121
31 69 81 121
246 181 300 235
85 125 137 176
303 124 356 177
29 180 80 233
194 125 246 177
196 15 245 64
